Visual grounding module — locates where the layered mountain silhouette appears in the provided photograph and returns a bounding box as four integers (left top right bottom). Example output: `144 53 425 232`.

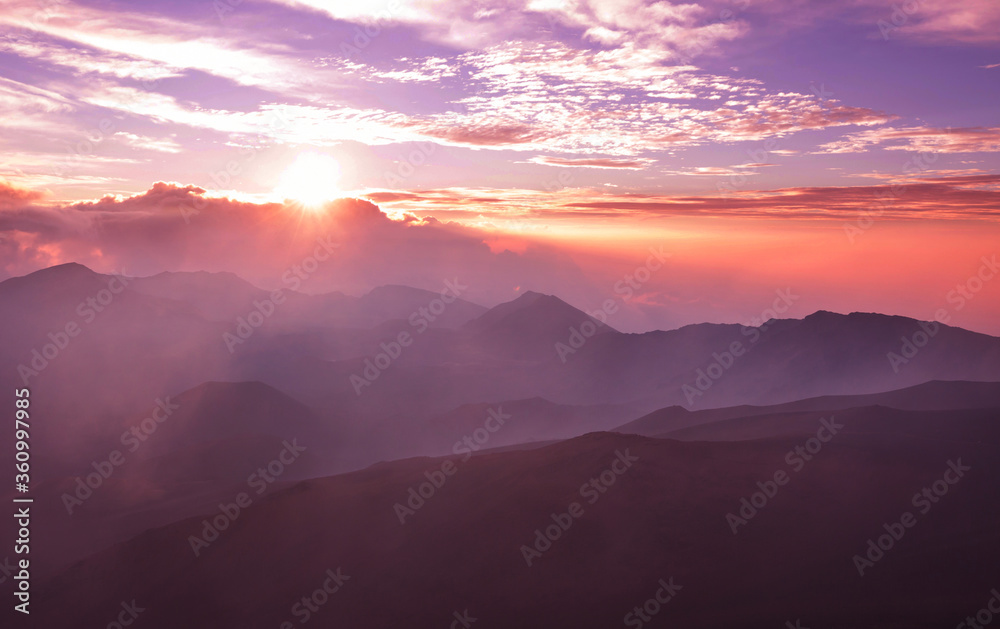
1 263 998 628
616 380 1000 438
18 380 344 576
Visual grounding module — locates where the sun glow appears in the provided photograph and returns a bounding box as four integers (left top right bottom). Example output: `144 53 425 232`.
275 153 342 208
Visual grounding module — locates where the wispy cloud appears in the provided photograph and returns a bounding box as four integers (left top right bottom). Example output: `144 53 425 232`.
114 132 183 154
661 165 767 176
0 31 183 81
0 0 991 202
0 0 342 95
384 42 895 155
527 156 655 169
819 126 1000 154
364 174 1000 222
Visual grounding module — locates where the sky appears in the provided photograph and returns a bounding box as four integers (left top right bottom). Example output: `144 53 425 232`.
0 0 998 333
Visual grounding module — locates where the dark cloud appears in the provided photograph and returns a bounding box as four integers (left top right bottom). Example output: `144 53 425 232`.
0 182 595 308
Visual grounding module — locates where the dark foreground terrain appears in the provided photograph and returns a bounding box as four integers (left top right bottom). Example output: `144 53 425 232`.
19 410 1000 628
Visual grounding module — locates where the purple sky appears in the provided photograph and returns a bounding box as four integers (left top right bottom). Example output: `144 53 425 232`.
0 0 998 334
1 0 997 201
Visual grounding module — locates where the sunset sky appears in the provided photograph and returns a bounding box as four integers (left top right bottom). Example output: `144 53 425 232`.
1 0 998 333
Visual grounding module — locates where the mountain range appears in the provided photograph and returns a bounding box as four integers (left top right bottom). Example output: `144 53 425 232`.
1 263 998 628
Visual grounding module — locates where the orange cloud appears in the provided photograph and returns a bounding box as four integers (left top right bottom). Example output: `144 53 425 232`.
364 174 1000 223
0 180 46 209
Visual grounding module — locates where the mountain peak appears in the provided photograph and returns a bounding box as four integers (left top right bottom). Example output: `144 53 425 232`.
802 309 846 321
517 289 549 299
354 283 487 328
30 261 96 277
464 288 619 346
507 289 561 306
0 261 103 295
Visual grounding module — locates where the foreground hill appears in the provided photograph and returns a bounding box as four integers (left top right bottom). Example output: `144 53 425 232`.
28 423 1000 628
4 380 347 578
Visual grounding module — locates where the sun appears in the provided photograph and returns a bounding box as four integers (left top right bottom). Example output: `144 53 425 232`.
275 153 342 209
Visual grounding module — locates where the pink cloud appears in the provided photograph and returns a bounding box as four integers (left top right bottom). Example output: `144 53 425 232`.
527 156 655 169
561 174 1000 220
0 180 46 209
2 179 999 336
412 120 552 148
366 175 1000 222
0 182 597 309
819 126 1000 154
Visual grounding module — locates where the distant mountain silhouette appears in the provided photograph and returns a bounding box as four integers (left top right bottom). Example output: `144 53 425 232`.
617 380 1000 437
466 290 614 334
130 270 301 320
463 290 616 359
4 263 1000 433
130 270 485 329
360 284 487 328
